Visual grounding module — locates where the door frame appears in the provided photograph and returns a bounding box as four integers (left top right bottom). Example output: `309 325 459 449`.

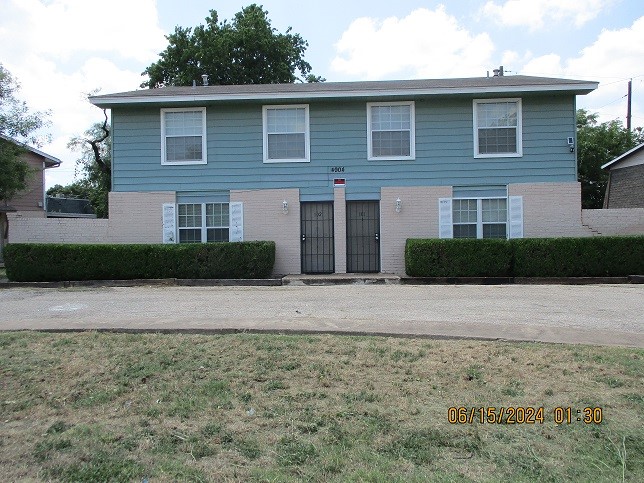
346 200 381 273
300 201 335 274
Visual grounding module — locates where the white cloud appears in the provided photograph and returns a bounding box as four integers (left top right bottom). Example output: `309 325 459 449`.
1 0 166 63
520 16 644 124
482 0 614 30
331 6 495 80
0 0 167 188
17 56 143 186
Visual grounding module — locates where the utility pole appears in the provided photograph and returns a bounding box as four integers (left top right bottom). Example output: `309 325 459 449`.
627 79 632 131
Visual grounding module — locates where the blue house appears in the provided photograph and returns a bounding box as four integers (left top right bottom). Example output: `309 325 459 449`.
90 73 598 275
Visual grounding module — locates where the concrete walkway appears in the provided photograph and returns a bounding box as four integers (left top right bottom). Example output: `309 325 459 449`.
1 283 642 347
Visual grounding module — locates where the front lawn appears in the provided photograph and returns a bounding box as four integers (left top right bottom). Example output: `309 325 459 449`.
0 332 642 481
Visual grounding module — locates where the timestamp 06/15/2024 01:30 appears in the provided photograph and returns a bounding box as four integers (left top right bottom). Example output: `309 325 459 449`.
447 406 604 425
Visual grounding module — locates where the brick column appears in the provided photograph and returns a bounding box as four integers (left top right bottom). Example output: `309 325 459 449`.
333 187 347 273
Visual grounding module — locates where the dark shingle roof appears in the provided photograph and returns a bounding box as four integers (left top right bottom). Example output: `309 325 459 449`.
90 75 598 107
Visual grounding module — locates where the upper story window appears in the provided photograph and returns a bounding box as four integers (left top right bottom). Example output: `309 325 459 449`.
367 101 415 160
263 105 310 163
473 99 522 158
161 108 207 165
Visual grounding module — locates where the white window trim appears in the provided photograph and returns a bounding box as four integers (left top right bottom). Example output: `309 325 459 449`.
177 202 230 243
473 98 522 158
161 107 207 165
262 104 310 163
452 197 509 239
367 101 415 161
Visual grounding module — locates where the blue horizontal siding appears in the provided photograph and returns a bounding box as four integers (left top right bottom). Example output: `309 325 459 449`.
111 94 577 200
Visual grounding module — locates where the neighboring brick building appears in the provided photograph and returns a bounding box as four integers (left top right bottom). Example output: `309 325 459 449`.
602 143 644 208
1 136 61 262
1 135 61 217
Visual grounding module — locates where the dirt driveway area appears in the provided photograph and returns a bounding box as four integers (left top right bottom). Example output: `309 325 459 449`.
1 284 642 347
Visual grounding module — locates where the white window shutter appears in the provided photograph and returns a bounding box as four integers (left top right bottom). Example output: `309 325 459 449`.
438 198 453 239
508 196 523 238
162 203 176 243
229 202 244 241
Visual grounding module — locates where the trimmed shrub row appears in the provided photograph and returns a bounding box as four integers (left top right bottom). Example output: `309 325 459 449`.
405 236 644 278
4 242 276 282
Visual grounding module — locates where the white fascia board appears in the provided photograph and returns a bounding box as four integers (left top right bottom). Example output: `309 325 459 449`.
601 143 644 169
90 82 599 107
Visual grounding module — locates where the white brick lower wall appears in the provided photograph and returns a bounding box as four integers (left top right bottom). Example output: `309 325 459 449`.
7 215 109 244
11 185 638 278
7 191 175 245
582 208 644 235
508 182 592 237
334 188 347 274
108 191 176 243
230 188 300 276
380 186 452 274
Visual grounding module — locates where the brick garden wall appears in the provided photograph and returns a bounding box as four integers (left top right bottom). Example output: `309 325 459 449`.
7 192 175 245
582 208 644 235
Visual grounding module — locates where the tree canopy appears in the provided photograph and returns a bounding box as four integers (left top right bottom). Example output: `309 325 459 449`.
577 109 643 208
141 4 322 87
0 64 49 145
0 64 50 205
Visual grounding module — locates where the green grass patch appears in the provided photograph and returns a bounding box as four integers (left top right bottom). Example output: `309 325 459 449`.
0 331 642 481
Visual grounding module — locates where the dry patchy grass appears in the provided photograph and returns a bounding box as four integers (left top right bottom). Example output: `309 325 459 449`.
0 331 642 482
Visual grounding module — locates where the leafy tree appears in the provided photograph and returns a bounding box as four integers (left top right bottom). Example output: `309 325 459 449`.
0 64 49 204
142 4 322 87
64 112 111 218
577 109 644 208
47 182 92 200
0 64 50 260
0 64 49 144
0 140 31 205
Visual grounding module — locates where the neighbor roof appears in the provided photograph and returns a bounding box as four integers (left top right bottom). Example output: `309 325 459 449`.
0 134 62 167
90 75 598 107
602 142 644 170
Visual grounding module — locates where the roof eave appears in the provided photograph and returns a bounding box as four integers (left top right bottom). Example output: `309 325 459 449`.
602 143 644 169
0 134 62 166
90 82 599 108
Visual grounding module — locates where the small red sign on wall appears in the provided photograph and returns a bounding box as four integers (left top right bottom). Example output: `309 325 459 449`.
333 178 346 187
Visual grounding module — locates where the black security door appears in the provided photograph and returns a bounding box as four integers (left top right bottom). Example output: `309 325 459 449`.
346 201 380 272
301 202 334 274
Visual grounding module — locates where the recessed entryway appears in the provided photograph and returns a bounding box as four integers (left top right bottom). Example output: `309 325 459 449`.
300 201 334 274
346 201 380 273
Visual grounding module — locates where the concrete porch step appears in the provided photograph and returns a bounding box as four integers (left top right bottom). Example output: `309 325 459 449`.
282 273 401 285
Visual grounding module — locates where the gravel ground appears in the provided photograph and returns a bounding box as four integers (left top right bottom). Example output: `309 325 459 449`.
0 284 642 347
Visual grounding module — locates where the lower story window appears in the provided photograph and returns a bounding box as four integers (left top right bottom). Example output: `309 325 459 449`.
453 198 507 239
178 203 229 243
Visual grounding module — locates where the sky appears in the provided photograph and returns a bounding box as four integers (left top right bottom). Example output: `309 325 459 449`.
1 0 643 188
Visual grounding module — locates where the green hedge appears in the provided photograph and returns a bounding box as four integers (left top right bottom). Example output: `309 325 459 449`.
405 239 513 277
512 237 644 277
4 242 276 282
405 236 644 278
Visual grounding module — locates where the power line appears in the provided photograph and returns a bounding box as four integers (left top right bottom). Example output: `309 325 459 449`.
587 95 628 111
